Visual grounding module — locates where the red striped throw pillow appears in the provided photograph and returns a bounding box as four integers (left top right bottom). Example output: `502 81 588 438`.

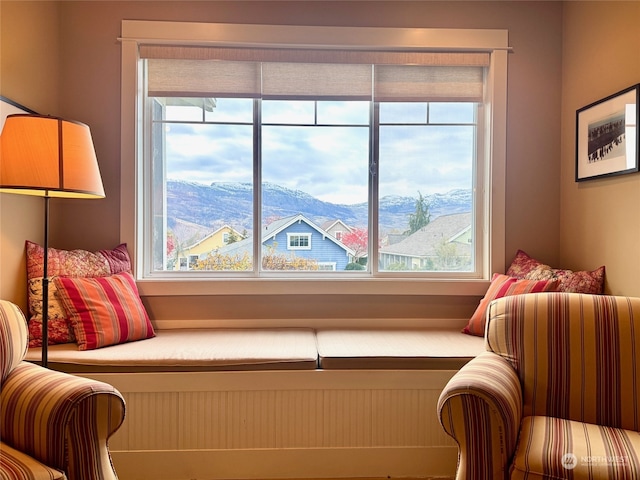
462 273 560 337
54 272 155 350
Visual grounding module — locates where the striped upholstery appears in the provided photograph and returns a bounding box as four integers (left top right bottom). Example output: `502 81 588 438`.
511 416 640 479
0 442 66 480
438 292 640 480
437 352 523 479
487 292 640 431
0 301 28 383
0 300 126 480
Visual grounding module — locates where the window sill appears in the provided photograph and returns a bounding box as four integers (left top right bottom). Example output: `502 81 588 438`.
136 277 490 297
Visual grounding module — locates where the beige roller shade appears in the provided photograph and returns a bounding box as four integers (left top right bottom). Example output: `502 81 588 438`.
143 45 489 101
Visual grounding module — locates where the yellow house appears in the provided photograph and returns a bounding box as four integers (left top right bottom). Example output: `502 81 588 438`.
174 225 244 270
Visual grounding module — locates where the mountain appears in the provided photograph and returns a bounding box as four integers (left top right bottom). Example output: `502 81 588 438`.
166 180 472 238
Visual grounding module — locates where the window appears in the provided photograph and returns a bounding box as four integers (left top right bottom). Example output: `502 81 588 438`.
120 21 508 295
288 234 311 250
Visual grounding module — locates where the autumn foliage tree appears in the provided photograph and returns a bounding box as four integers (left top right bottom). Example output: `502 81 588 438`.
341 227 368 263
192 251 253 271
193 245 319 271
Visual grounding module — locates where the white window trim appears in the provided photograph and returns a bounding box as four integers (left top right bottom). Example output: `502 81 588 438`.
120 20 508 297
287 233 312 251
318 262 338 271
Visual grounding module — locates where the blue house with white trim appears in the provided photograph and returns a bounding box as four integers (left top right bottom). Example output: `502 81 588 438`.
204 214 355 271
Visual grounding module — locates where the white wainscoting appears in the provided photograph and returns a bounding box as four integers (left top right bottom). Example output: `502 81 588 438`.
86 370 459 480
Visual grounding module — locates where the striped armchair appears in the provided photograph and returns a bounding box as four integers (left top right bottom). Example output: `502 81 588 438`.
438 292 640 480
0 300 126 480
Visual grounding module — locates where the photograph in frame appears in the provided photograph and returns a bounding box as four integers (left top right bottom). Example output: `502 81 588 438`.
575 84 639 182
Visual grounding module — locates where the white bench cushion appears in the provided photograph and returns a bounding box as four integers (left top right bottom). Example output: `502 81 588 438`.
316 328 485 369
25 328 318 372
26 327 484 372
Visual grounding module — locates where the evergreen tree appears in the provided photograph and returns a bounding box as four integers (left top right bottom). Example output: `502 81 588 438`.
404 191 431 235
226 229 239 244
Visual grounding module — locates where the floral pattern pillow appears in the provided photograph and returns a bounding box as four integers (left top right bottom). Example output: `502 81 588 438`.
506 249 605 294
25 241 132 347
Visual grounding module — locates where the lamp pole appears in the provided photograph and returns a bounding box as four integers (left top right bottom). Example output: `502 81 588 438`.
41 195 50 368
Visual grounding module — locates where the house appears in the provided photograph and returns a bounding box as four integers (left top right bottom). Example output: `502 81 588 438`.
379 213 472 271
173 225 244 270
320 219 353 242
2 2 639 480
262 215 355 270
203 214 355 271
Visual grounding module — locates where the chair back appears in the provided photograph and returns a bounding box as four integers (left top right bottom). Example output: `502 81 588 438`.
486 292 640 431
0 300 29 383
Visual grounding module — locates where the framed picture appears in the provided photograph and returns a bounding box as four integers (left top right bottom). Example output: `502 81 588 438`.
575 84 639 182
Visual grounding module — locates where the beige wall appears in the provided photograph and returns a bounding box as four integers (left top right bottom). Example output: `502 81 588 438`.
560 2 640 296
0 0 60 310
2 1 567 320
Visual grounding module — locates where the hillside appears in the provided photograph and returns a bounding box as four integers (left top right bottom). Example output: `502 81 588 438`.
166 180 472 239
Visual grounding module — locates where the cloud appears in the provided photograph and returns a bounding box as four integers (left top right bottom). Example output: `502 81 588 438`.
163 101 474 202
166 124 253 184
379 125 474 194
262 125 369 204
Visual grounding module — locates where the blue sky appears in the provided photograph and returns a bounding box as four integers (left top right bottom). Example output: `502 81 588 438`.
163 99 475 205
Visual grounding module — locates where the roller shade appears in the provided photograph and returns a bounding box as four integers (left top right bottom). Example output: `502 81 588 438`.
147 59 260 98
261 63 372 100
374 65 485 102
143 45 489 101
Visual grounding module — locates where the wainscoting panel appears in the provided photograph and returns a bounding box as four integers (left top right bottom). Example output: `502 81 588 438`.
87 370 459 480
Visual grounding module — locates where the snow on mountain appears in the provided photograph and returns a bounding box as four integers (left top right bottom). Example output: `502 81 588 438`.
166 180 471 237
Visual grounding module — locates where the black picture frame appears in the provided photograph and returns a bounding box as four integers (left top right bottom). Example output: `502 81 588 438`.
575 84 639 182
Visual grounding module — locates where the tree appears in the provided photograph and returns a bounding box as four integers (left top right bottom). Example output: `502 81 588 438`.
226 229 240 244
261 243 319 270
341 227 368 263
166 231 176 258
435 239 459 270
193 244 319 271
193 251 252 271
404 191 431 235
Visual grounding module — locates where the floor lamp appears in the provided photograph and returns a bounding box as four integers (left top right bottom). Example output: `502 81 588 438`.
0 114 105 368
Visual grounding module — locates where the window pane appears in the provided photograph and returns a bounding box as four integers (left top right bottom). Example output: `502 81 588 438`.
429 102 475 124
263 100 315 124
204 98 253 123
379 102 427 124
262 101 369 272
378 115 475 272
153 98 254 272
317 101 370 125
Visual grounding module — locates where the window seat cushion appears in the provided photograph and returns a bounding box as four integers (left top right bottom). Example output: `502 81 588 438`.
25 327 485 373
316 328 485 370
25 328 319 373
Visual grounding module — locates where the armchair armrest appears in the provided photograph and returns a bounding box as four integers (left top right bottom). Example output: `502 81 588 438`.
438 352 522 480
0 361 125 480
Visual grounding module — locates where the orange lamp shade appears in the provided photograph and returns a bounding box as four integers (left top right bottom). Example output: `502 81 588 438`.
0 114 105 198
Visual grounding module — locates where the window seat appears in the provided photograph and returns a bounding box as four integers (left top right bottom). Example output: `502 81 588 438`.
23 326 484 479
25 327 485 373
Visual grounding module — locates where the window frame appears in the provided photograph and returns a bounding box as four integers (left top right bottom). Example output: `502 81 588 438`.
287 233 312 251
120 20 508 297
